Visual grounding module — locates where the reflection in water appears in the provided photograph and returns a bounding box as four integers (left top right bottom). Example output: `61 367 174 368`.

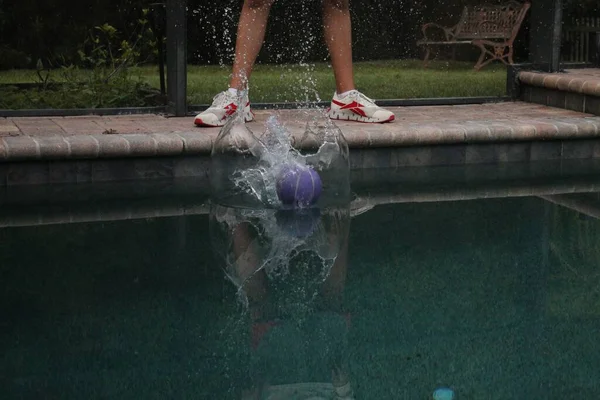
3 189 600 397
210 202 353 399
545 194 600 319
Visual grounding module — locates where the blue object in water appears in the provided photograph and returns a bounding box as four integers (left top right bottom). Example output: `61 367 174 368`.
433 387 455 400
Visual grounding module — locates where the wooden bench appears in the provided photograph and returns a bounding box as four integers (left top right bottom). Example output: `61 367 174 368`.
417 1 531 70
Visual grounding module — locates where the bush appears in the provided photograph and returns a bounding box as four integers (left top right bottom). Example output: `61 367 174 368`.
0 16 165 110
0 46 31 70
0 78 163 109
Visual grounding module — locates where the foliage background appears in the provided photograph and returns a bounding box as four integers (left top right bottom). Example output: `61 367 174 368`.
6 0 598 70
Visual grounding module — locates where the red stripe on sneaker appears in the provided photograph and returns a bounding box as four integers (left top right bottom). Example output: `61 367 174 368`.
335 100 367 117
339 101 363 110
223 103 238 120
350 107 367 117
194 117 220 127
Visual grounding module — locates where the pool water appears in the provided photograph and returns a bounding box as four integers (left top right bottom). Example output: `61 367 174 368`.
2 181 600 398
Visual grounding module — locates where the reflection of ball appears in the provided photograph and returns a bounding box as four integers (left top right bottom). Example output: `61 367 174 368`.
276 164 322 207
275 208 321 238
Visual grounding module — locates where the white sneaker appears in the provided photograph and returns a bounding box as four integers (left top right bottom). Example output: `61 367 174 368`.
194 91 254 127
328 90 395 123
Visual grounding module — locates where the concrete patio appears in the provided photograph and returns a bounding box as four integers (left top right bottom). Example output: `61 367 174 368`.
1 101 600 158
2 99 600 186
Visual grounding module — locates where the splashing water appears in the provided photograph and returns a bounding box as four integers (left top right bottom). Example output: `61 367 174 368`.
210 100 350 209
209 99 352 314
231 114 343 208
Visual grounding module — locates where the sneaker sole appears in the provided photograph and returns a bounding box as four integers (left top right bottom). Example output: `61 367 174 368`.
328 111 395 124
194 111 254 127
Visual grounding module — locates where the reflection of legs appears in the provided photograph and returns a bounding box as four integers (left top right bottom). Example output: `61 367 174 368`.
233 222 272 399
322 0 355 94
236 215 354 399
320 219 354 397
321 220 350 311
232 222 268 321
230 0 275 90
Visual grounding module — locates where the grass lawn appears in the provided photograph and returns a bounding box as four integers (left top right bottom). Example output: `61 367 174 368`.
0 60 506 109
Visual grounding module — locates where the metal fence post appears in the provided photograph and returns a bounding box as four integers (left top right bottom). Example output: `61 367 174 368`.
166 0 187 116
591 32 600 67
529 0 563 72
150 3 166 97
506 64 522 100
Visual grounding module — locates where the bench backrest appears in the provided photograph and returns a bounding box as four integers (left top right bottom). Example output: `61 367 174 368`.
454 1 530 41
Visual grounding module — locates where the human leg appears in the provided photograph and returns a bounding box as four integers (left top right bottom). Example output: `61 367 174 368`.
230 0 275 90
322 0 395 123
194 0 274 127
322 0 355 94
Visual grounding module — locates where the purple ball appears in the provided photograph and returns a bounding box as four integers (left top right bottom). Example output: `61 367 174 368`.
276 164 322 207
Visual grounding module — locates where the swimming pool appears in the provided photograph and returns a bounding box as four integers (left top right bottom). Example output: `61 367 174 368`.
2 162 600 399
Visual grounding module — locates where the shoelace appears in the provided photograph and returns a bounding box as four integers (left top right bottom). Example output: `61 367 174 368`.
355 91 377 106
212 90 250 109
211 91 234 108
341 90 376 107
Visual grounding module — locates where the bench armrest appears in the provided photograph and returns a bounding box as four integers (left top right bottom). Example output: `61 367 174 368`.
421 23 455 41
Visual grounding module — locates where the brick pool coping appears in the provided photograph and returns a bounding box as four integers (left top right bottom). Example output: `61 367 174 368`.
2 102 600 162
519 68 600 98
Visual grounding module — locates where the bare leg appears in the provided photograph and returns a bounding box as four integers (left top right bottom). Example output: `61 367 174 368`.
322 0 356 94
230 0 275 90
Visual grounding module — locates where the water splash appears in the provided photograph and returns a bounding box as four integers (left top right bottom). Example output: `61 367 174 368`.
210 98 351 316
210 104 350 209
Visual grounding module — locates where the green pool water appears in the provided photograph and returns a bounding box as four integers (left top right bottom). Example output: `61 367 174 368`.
1 175 600 399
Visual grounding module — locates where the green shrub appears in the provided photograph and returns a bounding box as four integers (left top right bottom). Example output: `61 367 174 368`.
0 15 165 110
0 79 163 109
0 46 31 70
